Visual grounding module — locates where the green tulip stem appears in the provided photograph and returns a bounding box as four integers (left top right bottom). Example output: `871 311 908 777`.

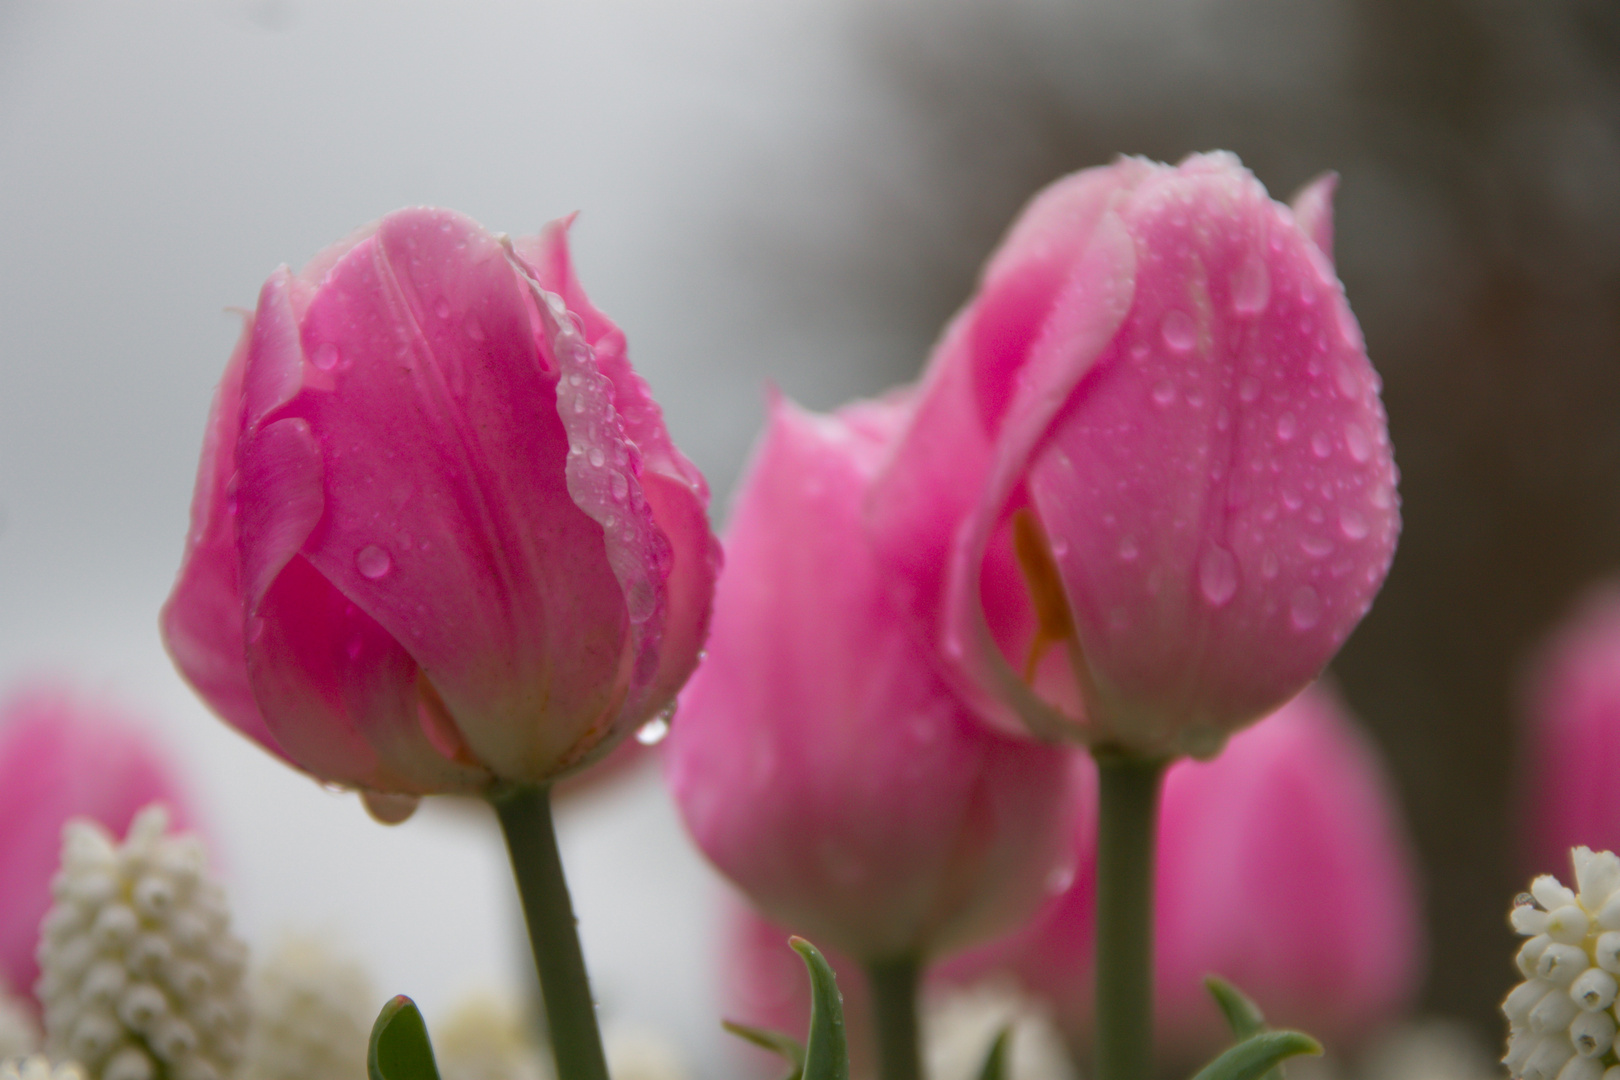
491 784 610 1080
1093 753 1169 1080
867 955 924 1080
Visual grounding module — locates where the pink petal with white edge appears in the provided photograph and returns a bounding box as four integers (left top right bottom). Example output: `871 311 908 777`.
286 209 644 780
159 316 282 759
942 208 1139 739
1027 155 1397 754
513 221 718 722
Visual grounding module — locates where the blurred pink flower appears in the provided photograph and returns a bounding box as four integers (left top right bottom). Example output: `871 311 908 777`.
945 685 1421 1061
162 208 718 811
666 394 1083 962
1518 582 1620 875
870 154 1398 759
0 684 193 1008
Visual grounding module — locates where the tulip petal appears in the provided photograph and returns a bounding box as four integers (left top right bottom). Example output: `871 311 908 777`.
287 209 635 780
1024 157 1397 751
1289 172 1338 265
942 208 1139 738
159 316 281 758
516 220 718 733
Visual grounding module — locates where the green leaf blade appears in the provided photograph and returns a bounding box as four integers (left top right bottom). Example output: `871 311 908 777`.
790 937 851 1080
368 995 443 1080
976 1028 1013 1080
1204 975 1267 1041
722 1019 807 1080
1188 1030 1322 1080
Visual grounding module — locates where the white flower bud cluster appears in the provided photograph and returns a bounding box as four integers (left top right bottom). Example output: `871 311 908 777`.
0 1055 85 1080
240 937 374 1080
1506 847 1620 1080
924 983 1075 1080
34 806 248 1080
432 992 550 1080
0 983 41 1060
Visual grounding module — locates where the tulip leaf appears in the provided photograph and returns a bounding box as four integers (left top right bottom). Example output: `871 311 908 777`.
1187 1030 1322 1080
976 1027 1013 1080
790 937 850 1080
1204 975 1267 1040
368 995 443 1080
722 1019 807 1080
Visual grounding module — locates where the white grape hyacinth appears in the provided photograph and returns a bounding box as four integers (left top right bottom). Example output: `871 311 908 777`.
34 806 248 1080
1505 846 1620 1080
0 1055 86 1080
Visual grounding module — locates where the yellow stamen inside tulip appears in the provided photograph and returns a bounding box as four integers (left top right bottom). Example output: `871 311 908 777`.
1012 508 1077 685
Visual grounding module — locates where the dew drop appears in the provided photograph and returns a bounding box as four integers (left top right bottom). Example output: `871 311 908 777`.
1151 380 1176 407
1276 413 1298 441
1161 309 1197 352
1215 406 1231 432
1301 534 1334 558
1282 490 1303 511
1186 387 1206 409
1118 535 1139 562
1130 341 1150 361
1239 376 1261 403
434 298 452 320
1198 547 1238 607
1044 865 1076 895
636 715 671 746
1336 361 1360 399
356 545 392 579
1260 552 1280 580
463 316 487 342
610 471 629 501
1311 431 1333 459
1231 253 1271 314
1370 484 1393 510
311 342 340 371
1346 424 1372 463
588 447 606 468
1290 586 1322 630
1339 507 1370 540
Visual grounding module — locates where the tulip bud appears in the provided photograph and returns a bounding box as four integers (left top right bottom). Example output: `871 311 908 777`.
943 686 1421 1062
1519 585 1620 876
161 209 719 809
0 686 194 1018
666 395 1083 962
871 153 1397 758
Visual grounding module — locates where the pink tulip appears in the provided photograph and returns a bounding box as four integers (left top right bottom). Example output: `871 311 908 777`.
944 685 1421 1060
1519 583 1620 875
666 394 1083 962
870 154 1398 759
0 684 194 1008
162 209 718 808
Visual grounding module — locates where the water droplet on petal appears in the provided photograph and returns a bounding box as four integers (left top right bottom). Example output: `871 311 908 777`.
1346 424 1372 463
1198 547 1238 606
1290 586 1322 629
1161 310 1197 352
610 471 629 501
1277 413 1298 441
1118 535 1139 562
1311 431 1333 459
1336 361 1361 399
463 316 487 342
434 298 452 320
356 545 392 579
1152 380 1176 407
1340 507 1370 539
1260 552 1280 580
1044 864 1076 895
636 715 671 746
312 342 340 371
588 447 606 468
1231 253 1271 315
1239 376 1261 403
1301 534 1334 558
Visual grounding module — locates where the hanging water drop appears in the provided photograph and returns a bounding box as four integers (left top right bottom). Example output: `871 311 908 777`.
1290 586 1322 630
311 342 340 371
1276 413 1298 441
1151 380 1176 407
636 715 671 746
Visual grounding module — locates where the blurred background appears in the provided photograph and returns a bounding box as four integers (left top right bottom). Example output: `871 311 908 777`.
2 0 1618 1074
